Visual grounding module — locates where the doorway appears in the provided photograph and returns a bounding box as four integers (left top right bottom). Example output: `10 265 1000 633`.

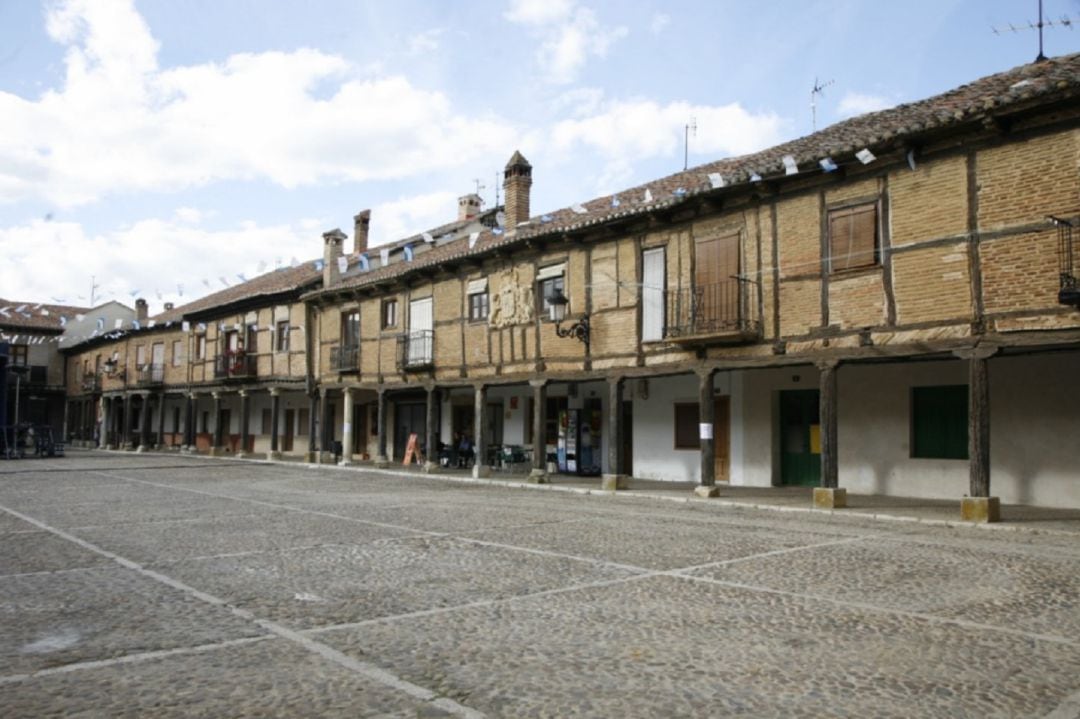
779 389 820 486
393 402 426 460
621 400 633 476
283 409 295 451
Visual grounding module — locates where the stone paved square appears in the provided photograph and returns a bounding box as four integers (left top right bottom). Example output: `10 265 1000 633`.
2 452 1079 717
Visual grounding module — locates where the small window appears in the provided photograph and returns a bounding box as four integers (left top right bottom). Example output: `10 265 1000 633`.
135 345 147 367
382 299 398 329
911 385 968 459
674 402 700 449
828 202 878 272
196 335 206 360
172 340 183 366
246 324 259 353
468 291 489 321
10 344 27 366
538 275 565 318
341 310 360 347
275 321 290 352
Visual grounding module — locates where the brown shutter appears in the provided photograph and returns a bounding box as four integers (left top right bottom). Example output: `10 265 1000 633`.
829 204 877 271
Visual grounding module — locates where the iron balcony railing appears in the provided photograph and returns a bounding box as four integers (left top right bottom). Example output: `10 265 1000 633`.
213 352 257 379
136 363 165 386
81 374 101 392
329 344 359 372
664 278 762 341
397 330 434 371
1053 216 1078 307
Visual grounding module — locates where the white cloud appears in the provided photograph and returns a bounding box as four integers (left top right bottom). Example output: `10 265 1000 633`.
837 91 896 117
0 0 518 207
649 13 670 34
504 0 575 25
0 214 322 312
368 191 459 248
407 28 445 56
505 1 628 84
550 99 787 190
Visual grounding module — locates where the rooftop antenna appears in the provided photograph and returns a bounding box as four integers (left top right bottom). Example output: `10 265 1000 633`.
473 178 485 197
89 275 100 307
494 171 500 208
683 116 696 171
811 77 834 132
991 0 1075 62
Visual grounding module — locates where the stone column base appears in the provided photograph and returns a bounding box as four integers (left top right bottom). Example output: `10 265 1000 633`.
123 442 135 451
304 451 319 463
422 461 440 474
813 487 847 509
374 455 390 469
960 496 1000 523
266 451 282 461
208 447 227 457
472 464 491 479
338 459 355 467
693 485 720 498
235 451 250 459
527 469 549 484
601 474 628 491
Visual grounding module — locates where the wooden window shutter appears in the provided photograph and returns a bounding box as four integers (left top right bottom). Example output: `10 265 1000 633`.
829 204 877 272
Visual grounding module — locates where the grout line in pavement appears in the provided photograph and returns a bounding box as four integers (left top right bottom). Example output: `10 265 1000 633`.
0 501 485 719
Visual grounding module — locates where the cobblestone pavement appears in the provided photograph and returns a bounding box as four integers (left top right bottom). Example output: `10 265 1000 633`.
2 453 1079 717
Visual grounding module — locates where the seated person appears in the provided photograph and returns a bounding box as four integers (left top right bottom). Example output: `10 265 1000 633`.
457 433 474 467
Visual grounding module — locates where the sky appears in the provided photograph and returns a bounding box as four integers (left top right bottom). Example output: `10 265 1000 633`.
1 0 1077 312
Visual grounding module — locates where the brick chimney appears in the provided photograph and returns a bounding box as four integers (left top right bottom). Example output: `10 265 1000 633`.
322 228 347 287
164 302 175 311
135 298 148 322
353 210 371 255
503 150 532 231
458 194 482 222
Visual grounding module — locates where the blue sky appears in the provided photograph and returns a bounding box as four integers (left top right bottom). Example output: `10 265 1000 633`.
1 0 1076 310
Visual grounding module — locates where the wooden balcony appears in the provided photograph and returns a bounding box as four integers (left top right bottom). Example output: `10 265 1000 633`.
663 279 762 345
213 352 257 380
397 330 434 371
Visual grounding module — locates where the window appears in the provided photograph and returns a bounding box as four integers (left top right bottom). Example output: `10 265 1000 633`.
275 321 290 352
341 310 360 347
136 345 146 367
246 324 258 353
539 276 564 318
642 247 666 341
382 299 398 329
468 291 489 321
195 335 206 360
912 385 968 459
10 344 27 366
172 340 183 366
674 402 700 449
828 202 878 272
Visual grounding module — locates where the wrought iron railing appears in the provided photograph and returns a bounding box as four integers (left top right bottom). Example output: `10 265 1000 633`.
1053 216 1078 307
81 374 101 392
664 278 762 340
397 330 434 370
136 363 165 385
329 344 359 372
213 352 257 379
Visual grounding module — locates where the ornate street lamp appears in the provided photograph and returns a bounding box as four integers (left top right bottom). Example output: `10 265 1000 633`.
548 289 590 350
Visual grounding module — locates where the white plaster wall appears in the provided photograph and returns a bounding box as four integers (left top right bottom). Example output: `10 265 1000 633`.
631 374 701 482
738 365 820 488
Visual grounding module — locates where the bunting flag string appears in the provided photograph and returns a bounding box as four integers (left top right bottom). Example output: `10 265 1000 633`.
468 232 480 249
380 248 390 266
337 256 348 273
422 232 434 243
571 204 587 214
819 157 838 172
611 195 620 208
358 253 370 271
708 173 725 189
403 245 414 262
643 188 653 202
855 148 876 164
782 155 798 175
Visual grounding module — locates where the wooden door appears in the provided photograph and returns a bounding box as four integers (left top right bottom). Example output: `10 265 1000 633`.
780 390 820 486
714 396 730 482
283 409 294 451
621 400 633 475
694 233 740 329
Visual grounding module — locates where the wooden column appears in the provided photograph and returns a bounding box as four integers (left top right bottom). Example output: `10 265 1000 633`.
122 393 133 449
211 392 223 452
424 384 438 472
818 361 839 489
183 393 194 449
955 347 998 521
306 393 318 460
155 392 165 448
473 384 489 478
375 388 389 467
695 369 718 496
139 393 151 450
529 379 548 482
269 388 281 457
341 386 354 465
238 390 250 457
602 377 627 490
319 388 332 459
99 398 110 449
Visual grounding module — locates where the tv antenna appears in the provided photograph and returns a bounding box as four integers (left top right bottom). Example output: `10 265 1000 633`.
493 171 501 208
991 0 1075 62
473 178 485 197
89 275 100 307
683 116 696 171
811 77 834 131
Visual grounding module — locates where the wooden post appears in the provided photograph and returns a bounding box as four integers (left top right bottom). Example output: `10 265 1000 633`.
238 390 250 457
139 393 151 450
473 384 489 478
818 361 838 489
122 393 132 449
955 347 998 521
424 385 438 472
306 393 318 461
269 389 280 457
375 388 389 467
603 377 627 490
529 379 548 483
155 392 165 448
99 398 110 449
319 388 332 460
695 369 719 497
211 391 223 453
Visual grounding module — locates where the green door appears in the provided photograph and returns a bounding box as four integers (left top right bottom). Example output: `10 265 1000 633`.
780 390 820 486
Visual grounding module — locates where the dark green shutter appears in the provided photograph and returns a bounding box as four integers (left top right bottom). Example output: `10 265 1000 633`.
912 386 968 459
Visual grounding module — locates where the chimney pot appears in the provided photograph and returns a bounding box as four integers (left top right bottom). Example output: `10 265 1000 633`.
322 228 347 287
135 298 149 322
353 210 371 255
164 302 175 311
458 194 483 222
503 150 533 231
